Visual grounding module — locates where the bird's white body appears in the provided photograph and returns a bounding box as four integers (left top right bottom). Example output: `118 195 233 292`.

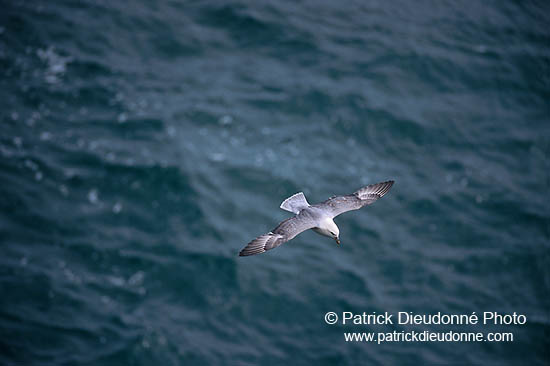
280 192 340 242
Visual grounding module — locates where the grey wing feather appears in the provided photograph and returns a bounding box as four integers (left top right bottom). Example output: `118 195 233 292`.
239 211 317 256
317 180 394 218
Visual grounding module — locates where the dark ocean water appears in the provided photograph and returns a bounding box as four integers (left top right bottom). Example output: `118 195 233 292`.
1 0 549 365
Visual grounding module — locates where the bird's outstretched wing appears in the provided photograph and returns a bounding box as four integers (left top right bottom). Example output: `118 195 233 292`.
316 180 394 218
239 210 318 256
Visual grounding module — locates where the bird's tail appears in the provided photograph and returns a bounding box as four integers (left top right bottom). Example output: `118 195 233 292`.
280 192 310 214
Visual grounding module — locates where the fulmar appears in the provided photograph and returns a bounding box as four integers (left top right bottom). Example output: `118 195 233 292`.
239 180 394 256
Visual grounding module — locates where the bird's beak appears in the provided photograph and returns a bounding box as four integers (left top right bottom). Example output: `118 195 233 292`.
335 238 340 245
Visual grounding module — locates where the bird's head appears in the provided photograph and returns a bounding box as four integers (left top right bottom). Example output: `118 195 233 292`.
326 219 340 244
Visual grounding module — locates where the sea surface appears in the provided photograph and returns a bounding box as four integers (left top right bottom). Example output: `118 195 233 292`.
1 0 549 365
